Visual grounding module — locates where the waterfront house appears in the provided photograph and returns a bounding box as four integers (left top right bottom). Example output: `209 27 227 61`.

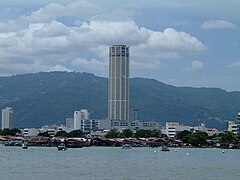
147 138 165 147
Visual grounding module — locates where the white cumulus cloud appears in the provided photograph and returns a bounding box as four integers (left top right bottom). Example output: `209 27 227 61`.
50 65 72 72
201 20 238 30
0 19 206 76
0 0 206 76
72 57 108 75
132 28 205 60
0 1 100 33
24 1 99 23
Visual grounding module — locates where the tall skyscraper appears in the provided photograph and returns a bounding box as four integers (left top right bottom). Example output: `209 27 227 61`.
1 107 13 130
108 45 130 123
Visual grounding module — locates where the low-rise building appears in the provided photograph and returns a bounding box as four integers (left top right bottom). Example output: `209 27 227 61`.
164 122 220 138
165 122 192 138
57 125 74 133
40 125 57 137
66 118 74 128
133 120 160 131
22 128 39 137
205 128 219 136
193 123 207 132
93 119 111 131
111 119 160 132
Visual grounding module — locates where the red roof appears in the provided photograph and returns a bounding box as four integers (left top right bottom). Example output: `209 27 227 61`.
0 136 6 141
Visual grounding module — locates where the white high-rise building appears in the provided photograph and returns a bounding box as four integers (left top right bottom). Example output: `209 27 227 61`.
1 107 13 130
74 109 91 132
227 121 238 135
236 112 240 135
108 45 130 125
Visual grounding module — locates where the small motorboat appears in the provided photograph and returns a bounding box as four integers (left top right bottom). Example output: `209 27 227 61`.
57 143 67 151
22 143 28 149
122 144 132 149
161 146 170 151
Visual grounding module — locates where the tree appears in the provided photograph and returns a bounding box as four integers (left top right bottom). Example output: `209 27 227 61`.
67 130 83 137
12 128 21 134
150 129 161 138
0 128 21 136
134 129 161 138
161 134 168 138
122 129 133 138
176 130 192 140
105 128 121 138
135 129 147 138
182 132 208 147
38 132 50 137
219 131 236 143
55 131 68 137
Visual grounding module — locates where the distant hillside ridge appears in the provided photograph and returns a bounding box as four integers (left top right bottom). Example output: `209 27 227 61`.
0 71 239 129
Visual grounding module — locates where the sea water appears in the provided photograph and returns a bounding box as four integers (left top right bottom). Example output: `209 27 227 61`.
0 145 239 180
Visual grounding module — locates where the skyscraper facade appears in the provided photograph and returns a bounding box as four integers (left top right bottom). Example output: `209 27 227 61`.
108 45 130 123
1 107 13 130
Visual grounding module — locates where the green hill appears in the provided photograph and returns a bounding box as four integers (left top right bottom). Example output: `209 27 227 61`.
0 71 239 129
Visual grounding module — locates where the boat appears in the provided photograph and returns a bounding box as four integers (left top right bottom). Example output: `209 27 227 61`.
161 146 170 151
4 141 15 146
57 143 67 151
22 143 28 149
122 144 132 149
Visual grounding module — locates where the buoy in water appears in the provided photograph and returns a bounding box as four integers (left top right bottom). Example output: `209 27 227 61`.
222 151 225 153
154 150 157 153
186 152 189 155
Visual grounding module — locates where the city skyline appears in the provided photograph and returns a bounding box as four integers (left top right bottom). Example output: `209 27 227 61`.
0 0 239 91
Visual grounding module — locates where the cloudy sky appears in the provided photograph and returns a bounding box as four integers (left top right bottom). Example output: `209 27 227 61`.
0 0 239 91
